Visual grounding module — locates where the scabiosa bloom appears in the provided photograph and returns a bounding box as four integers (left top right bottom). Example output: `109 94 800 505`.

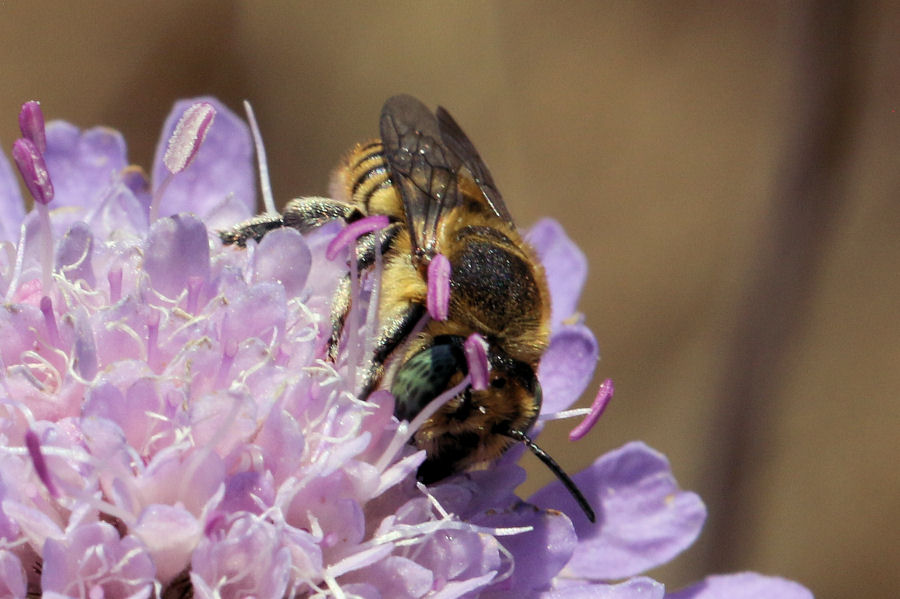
0 97 813 599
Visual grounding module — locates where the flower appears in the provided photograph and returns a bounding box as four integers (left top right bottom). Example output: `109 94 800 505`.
0 97 813 598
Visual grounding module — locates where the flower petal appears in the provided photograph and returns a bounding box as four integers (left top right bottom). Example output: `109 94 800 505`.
351 555 434 598
190 515 291 599
56 222 95 287
133 504 202 584
41 522 155 597
251 227 311 299
0 550 26 598
527 218 587 330
666 573 814 599
220 282 287 349
43 121 128 210
0 97 814 597
151 97 254 219
542 576 666 599
476 506 576 594
0 145 26 243
538 323 599 413
86 182 148 237
144 214 211 299
530 442 706 579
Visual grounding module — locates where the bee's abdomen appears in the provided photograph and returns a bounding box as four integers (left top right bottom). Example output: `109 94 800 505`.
343 141 400 217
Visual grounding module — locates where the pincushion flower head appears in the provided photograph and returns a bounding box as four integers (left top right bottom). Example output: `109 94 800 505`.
0 97 813 599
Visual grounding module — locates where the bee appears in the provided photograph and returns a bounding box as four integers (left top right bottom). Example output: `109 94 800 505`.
221 95 595 522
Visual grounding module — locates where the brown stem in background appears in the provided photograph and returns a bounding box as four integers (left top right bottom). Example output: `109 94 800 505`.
701 1 861 571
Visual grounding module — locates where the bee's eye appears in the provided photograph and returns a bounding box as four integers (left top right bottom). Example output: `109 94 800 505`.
491 377 506 389
391 339 466 421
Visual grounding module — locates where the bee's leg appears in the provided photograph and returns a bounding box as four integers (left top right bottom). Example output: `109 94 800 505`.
326 275 352 362
359 301 427 398
219 196 362 247
219 213 286 247
282 196 362 233
325 222 403 362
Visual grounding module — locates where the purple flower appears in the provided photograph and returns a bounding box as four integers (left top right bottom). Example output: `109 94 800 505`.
0 98 813 599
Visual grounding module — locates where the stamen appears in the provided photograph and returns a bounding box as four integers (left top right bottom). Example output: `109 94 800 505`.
146 310 160 370
40 296 60 347
568 378 614 442
25 429 59 498
216 339 238 389
426 253 451 321
18 101 47 153
464 333 490 391
12 138 54 206
326 215 390 261
361 228 386 371
186 275 204 314
163 102 216 175
150 101 216 222
204 511 226 537
107 267 123 303
13 138 55 293
3 224 28 304
539 408 589 422
243 100 276 214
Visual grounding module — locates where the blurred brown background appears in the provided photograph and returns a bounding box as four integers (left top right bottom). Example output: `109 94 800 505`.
2 2 897 597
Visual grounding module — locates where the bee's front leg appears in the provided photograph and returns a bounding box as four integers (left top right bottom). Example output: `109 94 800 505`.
283 196 362 232
219 212 286 247
220 196 361 247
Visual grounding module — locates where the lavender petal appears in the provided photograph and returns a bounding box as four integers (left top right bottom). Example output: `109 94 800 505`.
530 442 706 579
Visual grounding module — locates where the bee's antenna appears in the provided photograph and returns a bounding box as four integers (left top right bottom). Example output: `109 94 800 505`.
505 429 596 523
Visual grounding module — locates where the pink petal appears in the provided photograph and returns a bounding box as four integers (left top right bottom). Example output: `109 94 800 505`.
134 504 202 584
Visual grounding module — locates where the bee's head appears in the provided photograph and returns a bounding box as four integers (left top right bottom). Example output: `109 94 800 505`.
391 335 540 422
390 335 541 484
390 334 596 523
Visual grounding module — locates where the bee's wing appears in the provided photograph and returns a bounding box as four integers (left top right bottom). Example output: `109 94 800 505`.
436 105 514 225
380 94 462 261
